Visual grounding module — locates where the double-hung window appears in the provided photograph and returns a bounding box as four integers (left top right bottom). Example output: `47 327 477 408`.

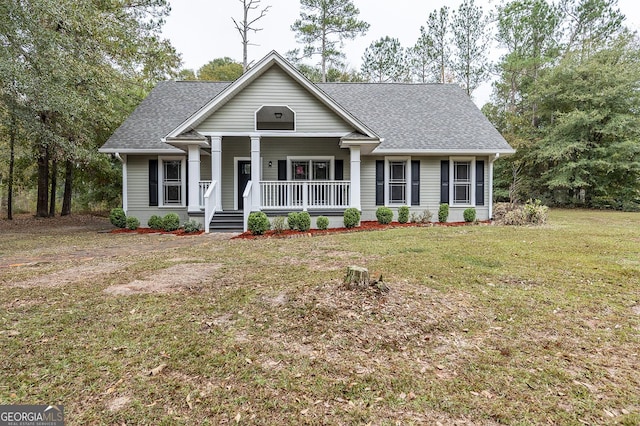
453 161 471 205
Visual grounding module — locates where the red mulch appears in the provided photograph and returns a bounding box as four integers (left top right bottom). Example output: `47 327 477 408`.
110 228 204 236
233 220 489 240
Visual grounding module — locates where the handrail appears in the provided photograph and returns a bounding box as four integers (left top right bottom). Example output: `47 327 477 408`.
242 181 253 232
203 180 217 233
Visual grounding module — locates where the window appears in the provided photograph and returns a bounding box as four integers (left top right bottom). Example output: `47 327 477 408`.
161 158 184 206
389 161 406 204
453 161 471 204
290 159 332 180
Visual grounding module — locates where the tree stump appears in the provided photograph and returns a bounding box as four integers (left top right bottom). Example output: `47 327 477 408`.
344 266 370 289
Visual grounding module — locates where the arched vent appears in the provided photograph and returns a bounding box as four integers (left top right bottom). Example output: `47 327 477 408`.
256 106 295 131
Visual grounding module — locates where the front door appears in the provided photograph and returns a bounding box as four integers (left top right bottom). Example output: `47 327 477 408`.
237 160 251 210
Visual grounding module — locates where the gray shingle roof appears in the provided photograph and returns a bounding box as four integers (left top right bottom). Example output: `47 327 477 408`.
100 80 229 151
101 79 513 153
319 82 513 152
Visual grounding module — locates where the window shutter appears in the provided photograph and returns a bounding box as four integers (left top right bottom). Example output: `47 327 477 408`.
411 160 420 205
440 160 449 204
335 160 344 180
375 160 384 206
476 160 485 206
277 160 287 180
149 159 158 206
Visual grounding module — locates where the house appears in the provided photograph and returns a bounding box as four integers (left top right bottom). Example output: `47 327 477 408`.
99 51 514 232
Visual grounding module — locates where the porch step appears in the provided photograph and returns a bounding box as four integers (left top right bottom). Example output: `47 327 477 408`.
209 211 244 233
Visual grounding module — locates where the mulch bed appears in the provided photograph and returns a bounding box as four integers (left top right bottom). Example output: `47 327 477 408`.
110 228 204 236
233 220 490 240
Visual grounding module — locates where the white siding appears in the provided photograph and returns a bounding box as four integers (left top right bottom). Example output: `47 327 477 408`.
196 66 354 134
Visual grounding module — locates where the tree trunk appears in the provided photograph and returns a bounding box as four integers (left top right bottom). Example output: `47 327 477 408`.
49 158 57 217
344 266 370 289
61 159 73 216
36 143 50 217
7 111 16 220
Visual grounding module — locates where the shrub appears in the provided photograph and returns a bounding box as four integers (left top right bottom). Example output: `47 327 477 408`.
463 208 476 223
109 208 127 228
376 207 393 224
287 212 300 230
297 212 311 232
504 209 526 226
398 206 410 224
316 216 329 230
182 219 202 233
343 208 360 228
147 215 163 230
125 216 140 230
410 210 433 224
524 199 549 225
438 203 449 222
162 213 181 232
271 216 286 234
248 211 270 235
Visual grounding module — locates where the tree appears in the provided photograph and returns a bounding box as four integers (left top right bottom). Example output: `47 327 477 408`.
426 6 451 83
361 36 408 83
232 0 271 73
290 0 369 82
197 58 243 81
407 26 435 83
450 0 491 96
295 63 363 82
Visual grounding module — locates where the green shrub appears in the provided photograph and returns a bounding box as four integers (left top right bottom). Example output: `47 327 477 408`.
162 213 181 232
343 208 360 228
109 208 127 228
125 216 140 230
524 199 549 225
297 212 311 232
147 215 163 230
463 208 476 222
182 219 201 233
287 212 300 230
271 216 286 234
316 216 329 230
398 206 410 224
438 203 449 223
248 212 270 235
376 207 393 224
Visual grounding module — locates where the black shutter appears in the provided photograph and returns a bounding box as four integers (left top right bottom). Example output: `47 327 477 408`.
476 160 485 206
440 160 449 204
277 160 287 180
375 160 384 206
149 159 158 206
335 160 344 180
411 160 420 206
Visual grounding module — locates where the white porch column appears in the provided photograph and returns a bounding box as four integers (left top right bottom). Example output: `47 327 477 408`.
250 136 261 209
349 146 361 210
187 145 201 213
210 136 222 211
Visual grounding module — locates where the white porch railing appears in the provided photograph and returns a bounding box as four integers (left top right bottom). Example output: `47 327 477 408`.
243 181 253 232
260 180 350 210
203 180 218 234
199 181 212 208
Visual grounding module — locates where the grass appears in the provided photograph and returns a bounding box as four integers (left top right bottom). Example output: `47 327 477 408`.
1 209 639 425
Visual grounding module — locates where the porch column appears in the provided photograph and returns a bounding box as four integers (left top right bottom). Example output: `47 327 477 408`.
250 136 261 209
187 145 201 213
349 146 361 210
210 136 222 211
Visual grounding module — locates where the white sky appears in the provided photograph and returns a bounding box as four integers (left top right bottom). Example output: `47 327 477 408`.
162 0 640 106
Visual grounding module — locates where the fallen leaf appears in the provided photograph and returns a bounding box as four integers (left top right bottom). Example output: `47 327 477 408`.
300 408 309 415
148 363 167 376
186 393 193 410
234 413 241 423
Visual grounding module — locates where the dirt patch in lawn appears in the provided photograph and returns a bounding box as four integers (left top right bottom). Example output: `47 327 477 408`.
104 263 222 295
8 261 126 288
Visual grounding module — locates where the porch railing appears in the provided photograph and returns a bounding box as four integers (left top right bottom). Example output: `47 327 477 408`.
260 180 350 210
199 181 212 209
203 180 218 234
243 181 253 232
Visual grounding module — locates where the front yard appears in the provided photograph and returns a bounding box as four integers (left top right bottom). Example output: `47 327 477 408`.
1 209 639 425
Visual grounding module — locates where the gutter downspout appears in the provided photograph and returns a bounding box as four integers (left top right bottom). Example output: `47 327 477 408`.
489 153 499 220
114 153 128 213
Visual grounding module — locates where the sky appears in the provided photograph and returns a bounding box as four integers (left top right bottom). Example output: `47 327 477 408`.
162 0 640 106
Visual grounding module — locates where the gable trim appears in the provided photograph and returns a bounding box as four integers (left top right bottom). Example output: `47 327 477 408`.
165 51 379 140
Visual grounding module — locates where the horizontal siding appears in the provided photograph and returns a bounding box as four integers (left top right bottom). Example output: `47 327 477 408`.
197 66 354 133
221 137 250 210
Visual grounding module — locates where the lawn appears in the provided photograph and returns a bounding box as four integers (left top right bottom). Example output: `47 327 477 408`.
1 209 639 425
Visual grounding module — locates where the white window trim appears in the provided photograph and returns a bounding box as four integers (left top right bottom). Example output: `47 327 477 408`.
449 157 476 207
384 157 412 206
255 105 297 132
159 156 186 208
286 156 334 180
